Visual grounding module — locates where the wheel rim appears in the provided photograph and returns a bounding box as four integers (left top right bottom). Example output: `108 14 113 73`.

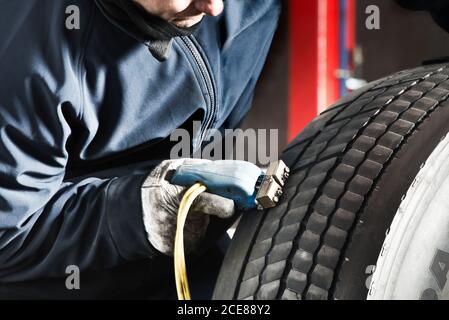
368 133 449 300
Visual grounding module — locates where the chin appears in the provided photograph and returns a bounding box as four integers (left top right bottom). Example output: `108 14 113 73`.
171 16 204 29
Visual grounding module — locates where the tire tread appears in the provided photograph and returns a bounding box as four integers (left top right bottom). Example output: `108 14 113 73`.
223 64 449 300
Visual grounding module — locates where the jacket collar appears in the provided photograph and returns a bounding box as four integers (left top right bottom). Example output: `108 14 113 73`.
95 0 201 61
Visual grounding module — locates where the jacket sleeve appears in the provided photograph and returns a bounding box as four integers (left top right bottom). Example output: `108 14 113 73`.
0 1 155 282
0 72 156 282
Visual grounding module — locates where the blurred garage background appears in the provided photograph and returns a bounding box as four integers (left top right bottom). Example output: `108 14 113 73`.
243 0 449 153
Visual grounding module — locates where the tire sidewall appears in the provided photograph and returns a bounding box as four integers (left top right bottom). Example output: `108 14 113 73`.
334 98 449 299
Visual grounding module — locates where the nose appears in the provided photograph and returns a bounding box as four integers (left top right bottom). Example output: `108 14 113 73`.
193 0 224 16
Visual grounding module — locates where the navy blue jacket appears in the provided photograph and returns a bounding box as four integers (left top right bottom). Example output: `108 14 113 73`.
0 0 281 296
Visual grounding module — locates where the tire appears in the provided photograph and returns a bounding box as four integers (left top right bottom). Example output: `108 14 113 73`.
213 63 449 300
368 131 449 300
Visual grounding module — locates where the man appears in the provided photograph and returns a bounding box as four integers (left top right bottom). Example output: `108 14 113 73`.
0 0 281 299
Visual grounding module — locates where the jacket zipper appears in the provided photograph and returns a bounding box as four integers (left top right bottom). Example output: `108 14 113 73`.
97 7 217 151
180 36 217 152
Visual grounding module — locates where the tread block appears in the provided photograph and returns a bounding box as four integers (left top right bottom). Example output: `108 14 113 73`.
338 110 381 128
391 70 413 80
341 149 366 167
401 107 426 123
358 160 383 180
306 284 328 300
348 175 373 196
275 223 301 244
437 79 449 90
362 95 394 112
292 249 314 273
264 202 289 223
381 83 409 96
317 245 340 269
363 123 388 139
298 230 320 253
286 269 308 294
261 260 286 283
413 97 438 112
401 70 433 81
331 131 358 144
378 131 404 150
243 257 266 281
437 68 449 77
399 90 423 103
256 220 280 242
332 208 356 231
310 158 338 174
311 265 334 290
306 212 328 234
249 239 272 261
287 115 329 146
360 87 387 98
314 195 337 216
393 71 413 80
299 173 328 191
389 119 415 136
333 97 375 121
257 280 280 300
325 119 351 132
301 141 329 159
426 73 449 85
368 145 394 164
318 144 348 159
385 99 411 113
376 110 400 125
291 189 317 208
237 277 259 300
425 87 449 101
283 206 308 225
373 79 400 89
293 155 319 169
412 81 436 92
332 164 355 182
323 178 346 199
282 142 310 167
340 191 365 212
267 242 293 264
281 289 301 300
352 135 376 153
346 116 373 131
314 128 340 144
324 226 348 250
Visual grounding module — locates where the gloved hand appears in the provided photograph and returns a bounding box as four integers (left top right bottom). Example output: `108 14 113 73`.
141 159 235 256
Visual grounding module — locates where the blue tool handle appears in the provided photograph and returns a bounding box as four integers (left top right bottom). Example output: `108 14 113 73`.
170 160 263 209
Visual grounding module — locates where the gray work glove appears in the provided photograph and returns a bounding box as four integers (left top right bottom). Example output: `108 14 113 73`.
141 159 235 256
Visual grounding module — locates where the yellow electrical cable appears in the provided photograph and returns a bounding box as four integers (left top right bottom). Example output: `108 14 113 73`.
175 183 207 300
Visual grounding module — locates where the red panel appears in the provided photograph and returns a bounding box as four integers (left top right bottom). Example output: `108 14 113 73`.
324 0 340 109
288 0 340 141
346 0 356 71
346 0 356 53
288 0 319 141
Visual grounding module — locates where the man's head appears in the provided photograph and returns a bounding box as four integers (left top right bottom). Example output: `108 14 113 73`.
134 0 224 28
